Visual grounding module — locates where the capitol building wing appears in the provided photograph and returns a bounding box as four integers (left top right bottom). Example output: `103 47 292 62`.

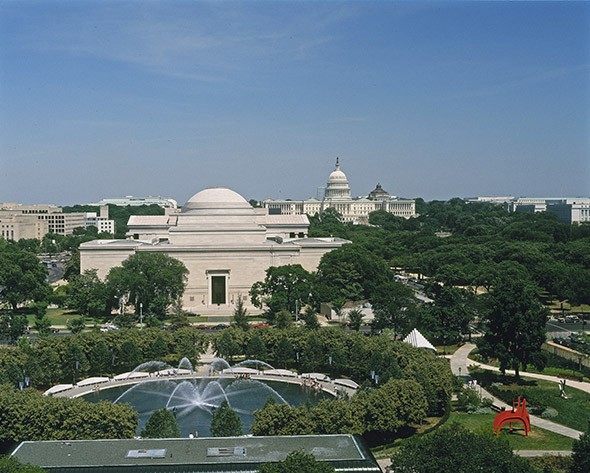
80 187 348 315
263 158 416 224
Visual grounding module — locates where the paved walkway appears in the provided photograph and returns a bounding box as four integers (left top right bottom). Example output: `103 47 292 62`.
450 343 583 440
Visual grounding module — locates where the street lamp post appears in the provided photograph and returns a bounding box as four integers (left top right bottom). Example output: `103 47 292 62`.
73 359 79 385
18 371 30 391
140 303 143 329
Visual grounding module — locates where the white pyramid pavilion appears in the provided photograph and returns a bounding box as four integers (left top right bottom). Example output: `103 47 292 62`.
403 328 436 351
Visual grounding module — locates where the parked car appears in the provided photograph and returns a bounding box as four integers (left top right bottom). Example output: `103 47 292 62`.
209 323 229 331
251 322 269 328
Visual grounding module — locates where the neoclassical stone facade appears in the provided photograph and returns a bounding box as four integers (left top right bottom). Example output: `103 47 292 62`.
263 159 416 224
80 187 348 315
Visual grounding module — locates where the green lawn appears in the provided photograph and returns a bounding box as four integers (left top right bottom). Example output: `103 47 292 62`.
447 411 574 451
546 300 590 314
469 368 590 432
435 344 462 355
26 308 87 327
469 351 589 381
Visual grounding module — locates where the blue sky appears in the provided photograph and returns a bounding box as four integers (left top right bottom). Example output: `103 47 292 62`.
1 1 588 205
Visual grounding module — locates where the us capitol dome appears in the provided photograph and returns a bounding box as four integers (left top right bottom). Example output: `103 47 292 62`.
263 158 416 224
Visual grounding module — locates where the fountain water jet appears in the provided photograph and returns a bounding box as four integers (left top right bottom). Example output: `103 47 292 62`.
89 357 330 437
177 357 194 373
231 359 275 372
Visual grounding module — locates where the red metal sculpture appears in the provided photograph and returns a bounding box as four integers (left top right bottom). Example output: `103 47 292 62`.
493 396 531 436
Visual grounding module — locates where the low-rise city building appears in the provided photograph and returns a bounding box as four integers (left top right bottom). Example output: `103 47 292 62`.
0 203 115 238
88 195 178 209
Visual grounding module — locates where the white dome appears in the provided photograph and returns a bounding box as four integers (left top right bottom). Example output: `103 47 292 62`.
328 169 348 183
324 158 352 200
182 187 252 213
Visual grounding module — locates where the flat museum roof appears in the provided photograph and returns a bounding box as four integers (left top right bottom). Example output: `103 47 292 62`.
12 434 380 472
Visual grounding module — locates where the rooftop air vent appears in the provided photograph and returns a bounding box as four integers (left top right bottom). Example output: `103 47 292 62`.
126 449 167 459
206 447 247 457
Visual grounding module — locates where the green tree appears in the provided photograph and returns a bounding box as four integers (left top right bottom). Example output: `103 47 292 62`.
66 317 86 334
33 314 52 337
301 333 325 372
173 328 204 367
231 295 250 331
117 340 142 371
147 335 169 361
0 247 50 310
88 341 112 376
347 308 364 331
273 335 293 369
210 400 243 437
250 265 314 315
66 269 110 317
215 329 242 361
308 399 364 435
168 299 191 330
0 384 138 443
0 313 29 341
308 207 346 238
251 399 310 436
571 419 590 473
477 275 548 380
419 286 474 344
258 450 335 473
357 378 427 433
30 302 52 337
301 306 320 329
316 244 391 301
245 333 268 360
371 281 418 336
63 250 80 282
140 408 180 438
391 424 536 472
274 309 293 329
0 456 46 472
106 252 188 318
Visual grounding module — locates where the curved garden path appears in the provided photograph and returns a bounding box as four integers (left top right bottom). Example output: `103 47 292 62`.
450 343 584 440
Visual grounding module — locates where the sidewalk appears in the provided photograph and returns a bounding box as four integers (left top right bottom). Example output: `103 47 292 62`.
450 343 583 440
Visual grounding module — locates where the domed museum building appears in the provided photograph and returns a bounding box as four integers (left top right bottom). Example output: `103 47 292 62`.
79 187 348 314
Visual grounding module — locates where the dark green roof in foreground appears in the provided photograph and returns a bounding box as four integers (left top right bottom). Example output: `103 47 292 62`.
12 434 381 473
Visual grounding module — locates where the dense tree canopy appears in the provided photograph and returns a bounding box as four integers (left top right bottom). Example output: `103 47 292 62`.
210 400 243 437
0 385 137 447
106 252 188 317
140 408 180 439
477 273 548 379
0 456 46 472
571 419 590 473
391 424 536 472
250 264 314 315
315 244 391 302
371 280 418 336
66 269 110 317
0 245 50 310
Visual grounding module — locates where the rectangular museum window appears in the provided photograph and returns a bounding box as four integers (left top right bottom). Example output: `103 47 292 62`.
211 276 226 305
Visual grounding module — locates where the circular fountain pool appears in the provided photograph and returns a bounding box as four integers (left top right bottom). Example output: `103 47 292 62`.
84 376 329 437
